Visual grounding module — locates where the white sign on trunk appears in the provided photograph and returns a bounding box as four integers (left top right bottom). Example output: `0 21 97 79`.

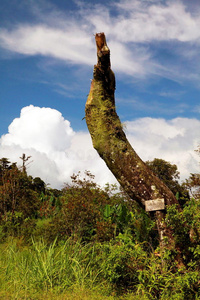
145 198 165 212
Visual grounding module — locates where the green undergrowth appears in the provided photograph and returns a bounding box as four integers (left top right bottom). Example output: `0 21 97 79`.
0 236 200 300
0 162 200 299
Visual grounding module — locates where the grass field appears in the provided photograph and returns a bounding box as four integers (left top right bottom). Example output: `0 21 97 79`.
0 238 147 300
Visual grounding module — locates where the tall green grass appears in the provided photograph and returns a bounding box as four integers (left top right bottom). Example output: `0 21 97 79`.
0 237 148 299
0 237 199 299
0 238 108 299
0 237 155 299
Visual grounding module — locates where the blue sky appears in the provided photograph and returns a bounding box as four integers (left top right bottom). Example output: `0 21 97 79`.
0 0 200 188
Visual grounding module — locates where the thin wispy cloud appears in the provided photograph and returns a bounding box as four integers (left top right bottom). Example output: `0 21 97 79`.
113 0 200 42
0 25 95 65
158 90 185 98
1 0 200 82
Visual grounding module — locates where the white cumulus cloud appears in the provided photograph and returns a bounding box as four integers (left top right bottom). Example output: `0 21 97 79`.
0 105 116 188
2 105 74 153
125 117 200 180
0 105 199 188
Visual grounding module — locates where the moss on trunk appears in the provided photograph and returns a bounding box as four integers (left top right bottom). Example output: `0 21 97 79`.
85 33 183 258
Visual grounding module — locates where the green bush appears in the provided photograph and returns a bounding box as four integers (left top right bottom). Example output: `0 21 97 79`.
165 199 200 264
97 240 147 292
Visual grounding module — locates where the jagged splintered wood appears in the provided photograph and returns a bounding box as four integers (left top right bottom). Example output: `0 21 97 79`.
85 32 181 251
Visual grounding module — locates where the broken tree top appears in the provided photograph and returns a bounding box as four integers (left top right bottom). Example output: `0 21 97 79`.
95 32 112 72
95 32 109 54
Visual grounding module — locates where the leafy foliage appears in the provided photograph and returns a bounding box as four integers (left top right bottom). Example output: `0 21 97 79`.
146 159 186 194
0 157 43 239
146 158 189 207
0 156 200 298
0 158 41 219
184 173 200 199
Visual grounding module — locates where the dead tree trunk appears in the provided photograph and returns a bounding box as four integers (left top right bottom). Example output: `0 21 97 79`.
85 33 182 256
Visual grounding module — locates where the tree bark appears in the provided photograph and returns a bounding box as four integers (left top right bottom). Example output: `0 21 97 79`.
85 33 182 254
